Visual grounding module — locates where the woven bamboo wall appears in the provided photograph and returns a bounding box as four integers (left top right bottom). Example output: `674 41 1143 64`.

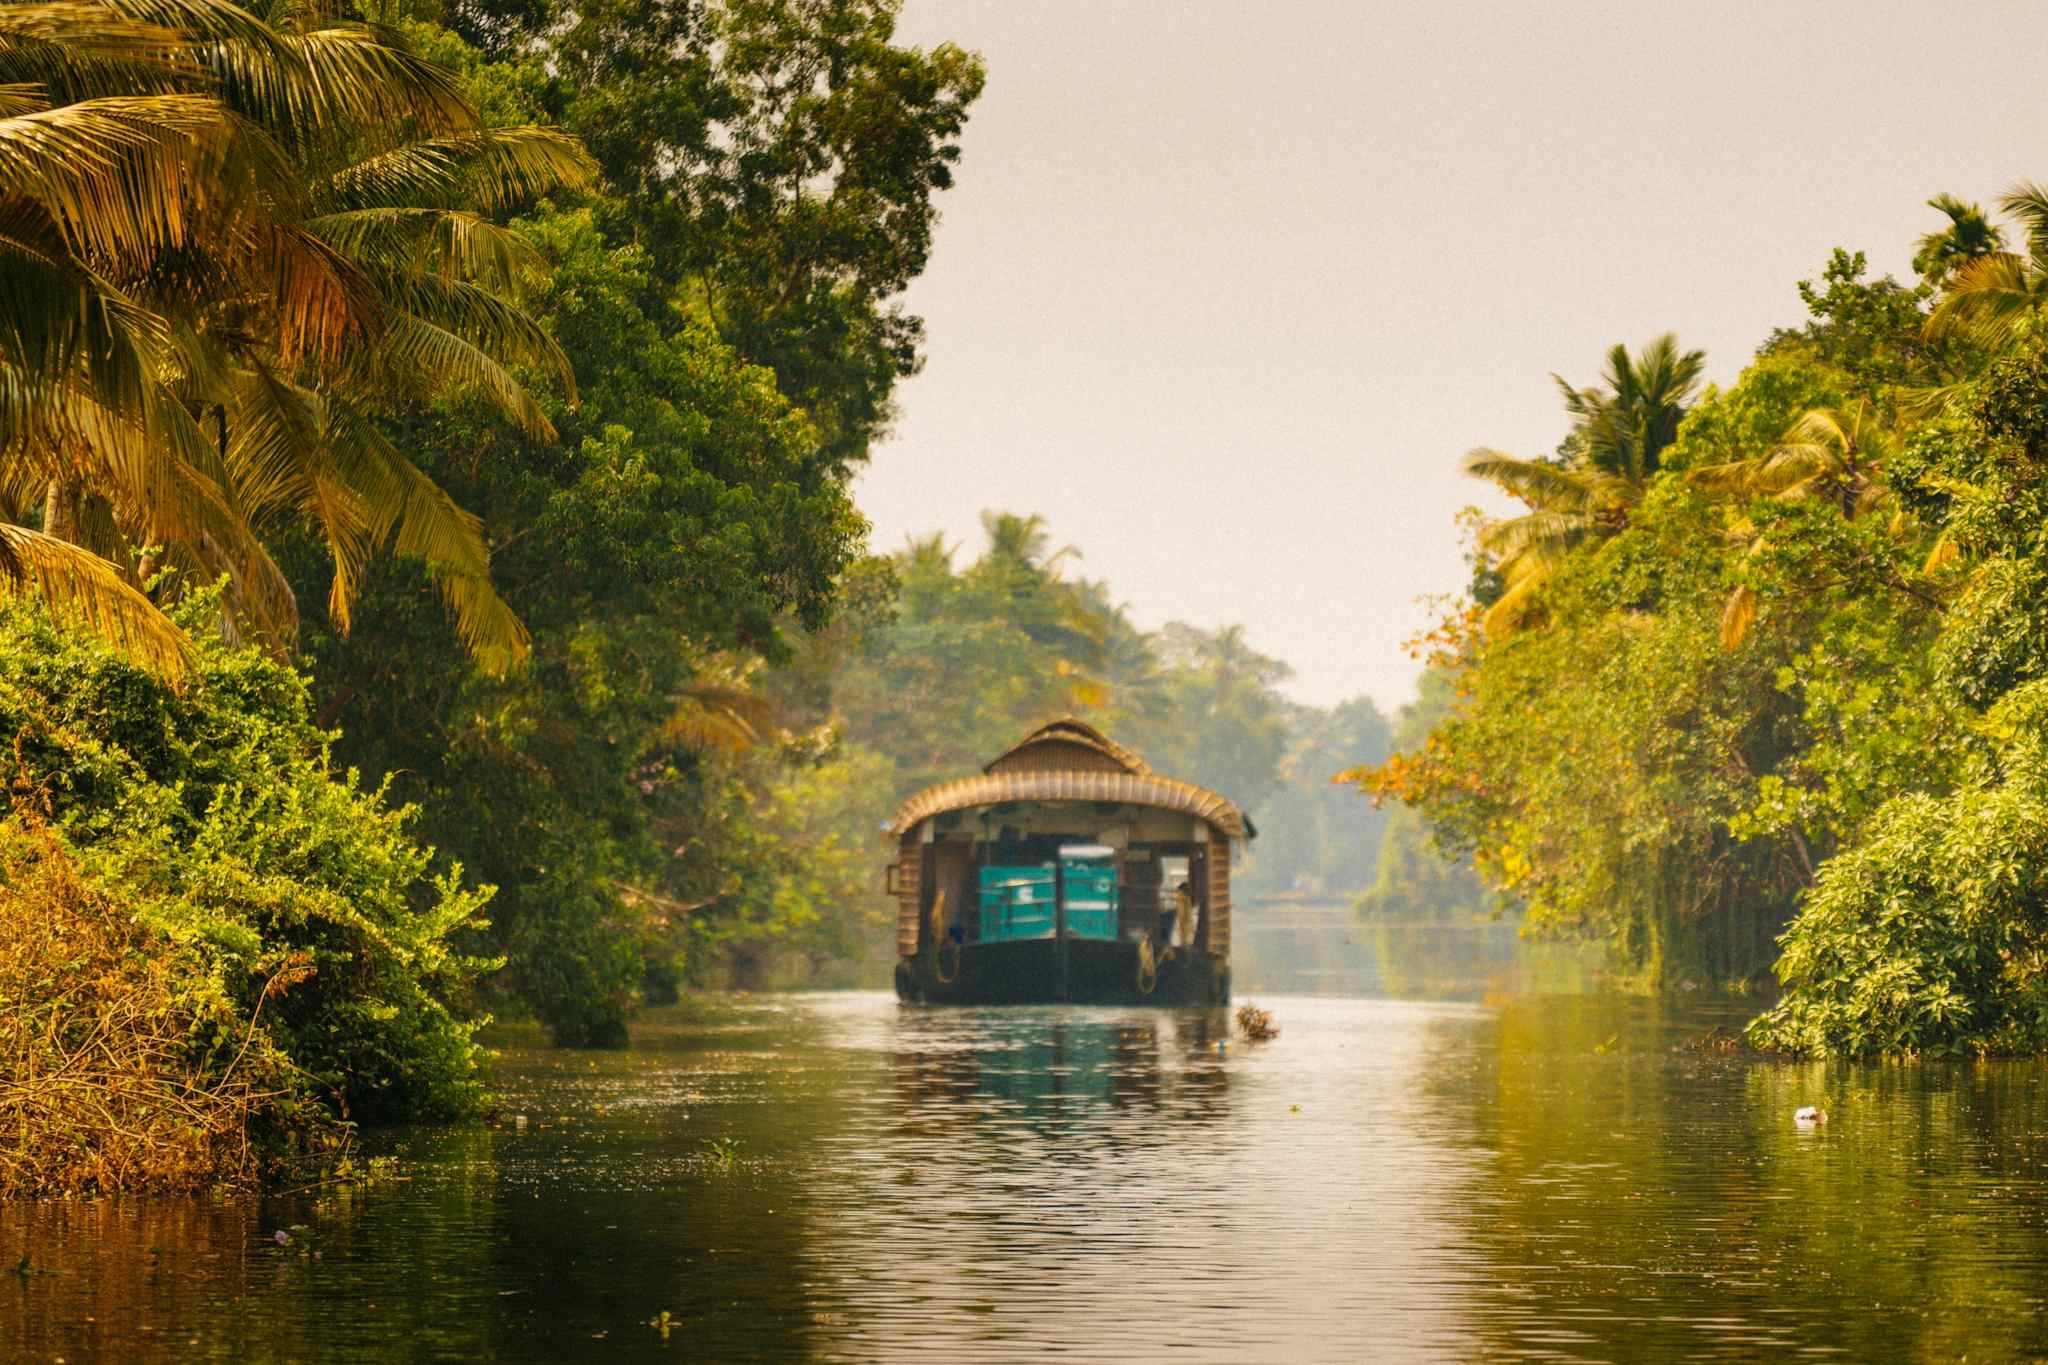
1206 826 1231 959
894 832 921 958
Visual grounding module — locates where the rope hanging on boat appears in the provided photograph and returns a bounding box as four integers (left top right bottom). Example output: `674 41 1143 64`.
1135 937 1157 995
928 889 960 984
1172 885 1196 948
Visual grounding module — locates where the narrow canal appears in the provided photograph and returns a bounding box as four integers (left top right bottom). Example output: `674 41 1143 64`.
13 987 2048 1361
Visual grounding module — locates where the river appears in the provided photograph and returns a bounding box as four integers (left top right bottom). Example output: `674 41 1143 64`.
9 987 2048 1361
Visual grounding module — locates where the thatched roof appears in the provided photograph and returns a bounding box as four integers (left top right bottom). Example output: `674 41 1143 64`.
888 719 1252 839
983 717 1152 777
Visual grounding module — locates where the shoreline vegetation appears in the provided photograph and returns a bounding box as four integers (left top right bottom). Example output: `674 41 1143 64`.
17 0 2048 1201
1352 194 2048 1060
1 0 987 1195
2 0 1400 1197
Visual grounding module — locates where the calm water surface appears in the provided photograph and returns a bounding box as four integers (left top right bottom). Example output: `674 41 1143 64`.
10 991 2048 1362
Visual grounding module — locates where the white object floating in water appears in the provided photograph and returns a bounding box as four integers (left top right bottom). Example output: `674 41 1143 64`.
1794 1106 1827 1125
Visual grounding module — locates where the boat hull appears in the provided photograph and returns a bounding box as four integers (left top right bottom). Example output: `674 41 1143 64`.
893 938 1229 1007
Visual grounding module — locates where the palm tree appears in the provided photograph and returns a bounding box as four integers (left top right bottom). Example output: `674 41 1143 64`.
979 511 1078 578
1691 401 1895 521
1690 401 1899 646
1925 182 2048 352
1463 334 1706 634
0 0 593 673
0 0 273 672
1912 194 2004 288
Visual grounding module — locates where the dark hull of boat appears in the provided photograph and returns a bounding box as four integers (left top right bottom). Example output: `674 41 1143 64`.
893 938 1229 1007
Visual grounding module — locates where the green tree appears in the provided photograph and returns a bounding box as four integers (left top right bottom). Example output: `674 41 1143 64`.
5 0 592 671
1351 669 1488 921
305 207 866 1044
434 0 985 472
0 592 495 1125
1912 193 2004 287
1927 184 2048 353
1134 623 1292 811
1464 335 1706 633
1240 695 1393 898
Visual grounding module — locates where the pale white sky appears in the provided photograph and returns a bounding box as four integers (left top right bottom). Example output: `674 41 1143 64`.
862 0 2048 708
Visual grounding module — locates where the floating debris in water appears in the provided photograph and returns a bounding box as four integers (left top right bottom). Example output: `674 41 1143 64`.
1678 1025 1743 1053
1795 1106 1828 1126
1235 1004 1279 1042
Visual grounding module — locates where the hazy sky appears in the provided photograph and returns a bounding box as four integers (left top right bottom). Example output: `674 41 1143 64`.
860 1 2048 709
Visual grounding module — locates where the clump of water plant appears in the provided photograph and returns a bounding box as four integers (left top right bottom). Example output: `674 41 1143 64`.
700 1136 744 1171
1678 1025 1744 1053
1235 1003 1280 1041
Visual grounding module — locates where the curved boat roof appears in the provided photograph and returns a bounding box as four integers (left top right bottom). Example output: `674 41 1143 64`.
888 718 1253 839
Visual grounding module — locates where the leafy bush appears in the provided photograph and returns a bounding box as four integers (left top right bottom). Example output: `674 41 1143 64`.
0 821 340 1197
1751 680 2048 1056
0 595 497 1167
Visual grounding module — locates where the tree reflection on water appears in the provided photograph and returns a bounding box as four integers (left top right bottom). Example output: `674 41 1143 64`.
9 994 2048 1361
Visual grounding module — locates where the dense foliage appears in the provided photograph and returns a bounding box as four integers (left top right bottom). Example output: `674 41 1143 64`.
282 1 985 1043
1363 188 2048 1052
0 596 493 1192
0 0 993 1183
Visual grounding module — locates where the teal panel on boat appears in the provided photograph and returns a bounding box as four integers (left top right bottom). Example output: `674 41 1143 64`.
1065 907 1117 940
979 866 1056 943
976 861 1121 943
1059 852 1119 940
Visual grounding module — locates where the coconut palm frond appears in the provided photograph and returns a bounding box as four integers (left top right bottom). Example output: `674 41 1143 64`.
2001 181 2048 273
321 398 527 669
0 92 237 259
1475 509 1584 563
256 221 383 365
1719 583 1758 649
218 23 471 138
1926 252 2042 351
1899 383 1968 424
368 312 555 436
0 521 192 677
379 270 573 396
1462 449 1596 510
655 680 779 754
1755 445 1835 491
308 207 541 294
1923 532 1962 575
0 3 195 91
1480 571 1549 638
1686 460 1759 497
320 126 596 215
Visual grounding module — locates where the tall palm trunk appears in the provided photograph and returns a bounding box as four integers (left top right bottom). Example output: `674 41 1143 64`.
42 481 82 544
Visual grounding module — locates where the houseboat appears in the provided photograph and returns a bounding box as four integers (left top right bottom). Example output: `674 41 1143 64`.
887 718 1254 1006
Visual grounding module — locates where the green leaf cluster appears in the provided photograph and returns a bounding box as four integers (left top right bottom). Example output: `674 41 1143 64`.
0 591 495 1125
